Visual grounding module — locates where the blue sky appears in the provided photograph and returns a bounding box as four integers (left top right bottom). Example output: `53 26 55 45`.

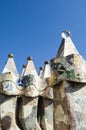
0 0 86 73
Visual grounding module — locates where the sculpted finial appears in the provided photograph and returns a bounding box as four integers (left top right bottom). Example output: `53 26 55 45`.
44 61 49 65
27 56 33 60
61 30 71 39
8 53 14 58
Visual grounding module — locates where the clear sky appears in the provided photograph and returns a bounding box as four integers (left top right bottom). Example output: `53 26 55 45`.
0 0 86 73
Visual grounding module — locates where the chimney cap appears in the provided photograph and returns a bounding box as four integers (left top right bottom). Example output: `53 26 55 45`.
44 61 49 65
62 30 71 37
39 67 44 70
8 53 14 58
27 56 33 60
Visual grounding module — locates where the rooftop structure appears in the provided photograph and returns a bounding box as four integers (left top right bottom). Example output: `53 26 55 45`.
0 30 86 130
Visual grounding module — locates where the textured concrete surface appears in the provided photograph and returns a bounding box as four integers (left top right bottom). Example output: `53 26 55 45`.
0 31 86 130
0 94 20 130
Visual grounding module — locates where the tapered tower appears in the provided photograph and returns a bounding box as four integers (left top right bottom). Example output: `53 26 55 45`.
51 30 86 130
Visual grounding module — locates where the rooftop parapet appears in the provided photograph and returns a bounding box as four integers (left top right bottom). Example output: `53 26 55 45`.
0 30 86 96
